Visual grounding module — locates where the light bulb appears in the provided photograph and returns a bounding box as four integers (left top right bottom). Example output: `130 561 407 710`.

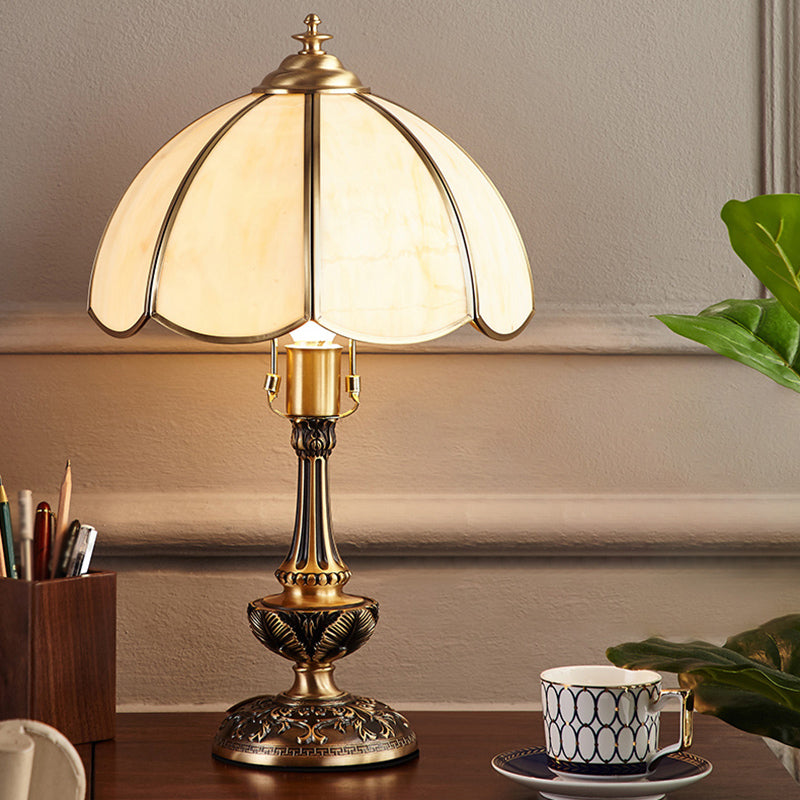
289 320 335 344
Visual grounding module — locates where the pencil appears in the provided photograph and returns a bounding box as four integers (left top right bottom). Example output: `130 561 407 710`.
51 460 72 578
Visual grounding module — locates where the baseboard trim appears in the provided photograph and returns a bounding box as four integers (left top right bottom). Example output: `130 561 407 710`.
84 491 800 558
115 701 542 713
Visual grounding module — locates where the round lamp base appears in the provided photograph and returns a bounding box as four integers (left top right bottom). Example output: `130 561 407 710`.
212 693 418 770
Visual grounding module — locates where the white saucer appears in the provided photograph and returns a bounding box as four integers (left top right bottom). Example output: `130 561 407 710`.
491 746 712 800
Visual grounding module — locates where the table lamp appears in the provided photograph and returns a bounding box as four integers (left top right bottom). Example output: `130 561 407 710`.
88 14 534 770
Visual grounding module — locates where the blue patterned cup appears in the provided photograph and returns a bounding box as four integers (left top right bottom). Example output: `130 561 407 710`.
540 665 693 780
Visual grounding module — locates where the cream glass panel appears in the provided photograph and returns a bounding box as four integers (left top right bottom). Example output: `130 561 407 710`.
369 96 533 339
89 94 259 334
317 94 470 344
155 94 306 340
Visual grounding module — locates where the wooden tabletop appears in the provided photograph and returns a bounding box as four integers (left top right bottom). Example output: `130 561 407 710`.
91 711 797 799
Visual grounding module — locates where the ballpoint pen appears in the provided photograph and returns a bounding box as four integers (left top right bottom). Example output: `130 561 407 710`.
18 490 33 581
0 477 17 579
33 502 52 581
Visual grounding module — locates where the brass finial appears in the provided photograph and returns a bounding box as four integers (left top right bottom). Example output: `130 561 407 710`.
253 14 368 93
292 13 332 55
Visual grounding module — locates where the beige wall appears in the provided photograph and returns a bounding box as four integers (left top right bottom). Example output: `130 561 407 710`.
3 0 799 711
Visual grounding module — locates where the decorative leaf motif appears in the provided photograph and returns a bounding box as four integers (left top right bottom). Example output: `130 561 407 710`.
607 615 800 747
287 611 331 657
655 298 800 392
248 606 307 662
722 194 800 325
248 603 379 664
315 606 378 661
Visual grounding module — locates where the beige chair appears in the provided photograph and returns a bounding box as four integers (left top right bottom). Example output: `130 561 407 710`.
0 720 85 800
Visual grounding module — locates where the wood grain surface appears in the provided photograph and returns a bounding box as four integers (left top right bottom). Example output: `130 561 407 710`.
0 571 116 744
91 711 797 799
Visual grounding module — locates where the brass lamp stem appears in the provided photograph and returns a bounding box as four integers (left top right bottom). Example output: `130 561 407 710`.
273 417 351 603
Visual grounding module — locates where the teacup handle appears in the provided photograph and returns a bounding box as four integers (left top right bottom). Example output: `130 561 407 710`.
650 689 694 764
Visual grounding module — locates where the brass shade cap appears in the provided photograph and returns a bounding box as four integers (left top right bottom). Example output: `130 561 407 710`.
254 14 368 93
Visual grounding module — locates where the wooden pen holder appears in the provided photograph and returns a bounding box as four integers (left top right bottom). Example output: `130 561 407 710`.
0 570 116 744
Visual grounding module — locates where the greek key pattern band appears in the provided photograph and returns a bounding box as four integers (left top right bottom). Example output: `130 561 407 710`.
218 733 418 758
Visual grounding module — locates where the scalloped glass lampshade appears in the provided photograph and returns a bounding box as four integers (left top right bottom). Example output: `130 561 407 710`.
88 21 534 346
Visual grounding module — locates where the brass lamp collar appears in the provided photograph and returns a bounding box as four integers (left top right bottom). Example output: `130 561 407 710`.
254 13 369 94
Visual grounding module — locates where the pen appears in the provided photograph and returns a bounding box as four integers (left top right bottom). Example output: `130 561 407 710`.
0 477 17 579
76 525 97 576
51 460 72 578
18 490 33 581
54 519 80 580
66 524 97 577
48 510 56 573
33 502 52 581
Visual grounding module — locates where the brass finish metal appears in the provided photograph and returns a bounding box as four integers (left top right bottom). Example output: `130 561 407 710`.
213 694 417 768
270 338 278 375
273 417 351 598
265 339 287 419
213 590 417 767
214 386 415 768
264 339 361 419
249 596 377 675
293 13 331 54
678 688 694 749
304 93 317 317
263 373 281 400
339 339 361 419
285 343 341 418
348 338 357 376
254 14 368 94
286 664 343 700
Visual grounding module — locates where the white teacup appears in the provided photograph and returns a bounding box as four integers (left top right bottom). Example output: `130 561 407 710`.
540 665 693 780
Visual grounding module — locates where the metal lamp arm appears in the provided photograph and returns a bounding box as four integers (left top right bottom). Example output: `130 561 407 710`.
338 340 361 418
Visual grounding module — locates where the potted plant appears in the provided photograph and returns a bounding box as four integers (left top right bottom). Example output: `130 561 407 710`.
607 193 800 778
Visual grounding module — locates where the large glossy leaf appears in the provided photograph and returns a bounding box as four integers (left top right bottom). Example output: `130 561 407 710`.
724 614 800 675
607 615 800 746
680 682 800 748
722 194 800 325
655 297 800 392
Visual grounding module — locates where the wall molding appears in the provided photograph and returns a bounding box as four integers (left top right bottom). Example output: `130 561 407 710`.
0 306 704 355
3 9 793 358
761 0 800 195
85 491 800 558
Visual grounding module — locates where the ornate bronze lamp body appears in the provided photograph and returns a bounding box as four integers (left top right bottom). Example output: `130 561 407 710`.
88 14 533 770
213 337 418 767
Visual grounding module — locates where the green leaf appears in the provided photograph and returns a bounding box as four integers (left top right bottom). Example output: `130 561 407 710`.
607 615 800 746
723 614 800 676
722 194 800 325
684 683 800 749
606 639 800 709
655 297 800 392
